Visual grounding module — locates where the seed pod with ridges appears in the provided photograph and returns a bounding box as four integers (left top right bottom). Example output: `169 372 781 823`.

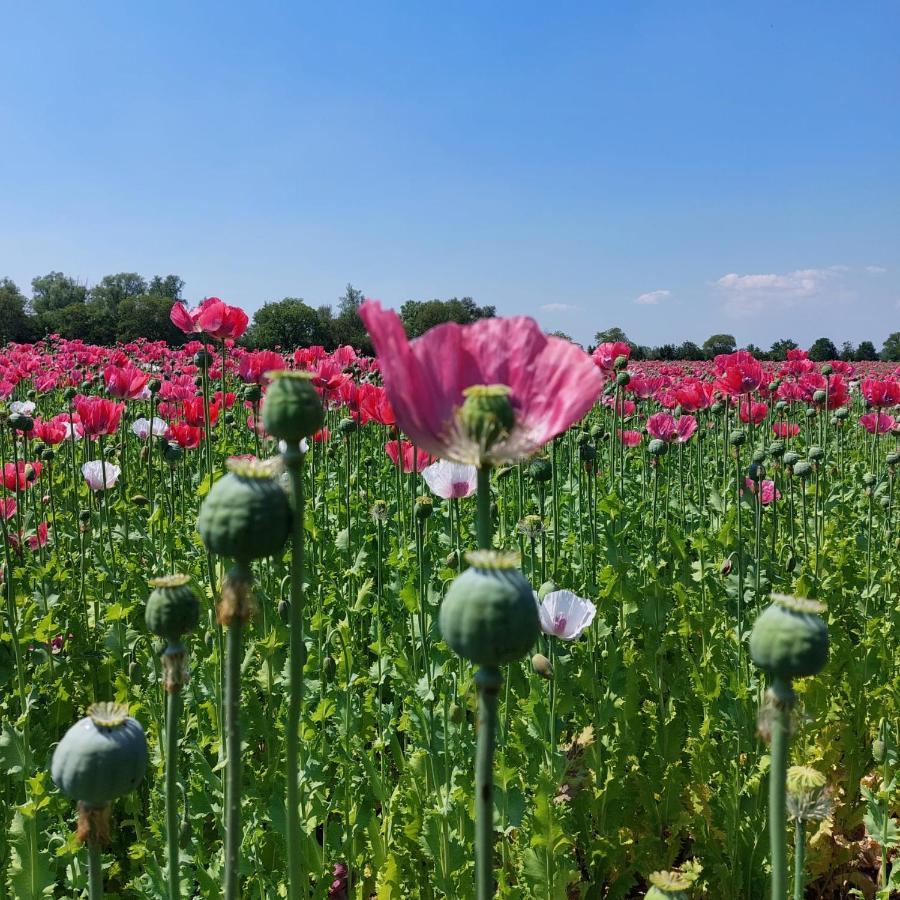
145 574 201 643
808 446 824 462
729 430 746 447
262 371 324 443
793 460 812 479
198 458 291 561
645 870 691 900
51 703 148 808
528 457 552 483
648 438 667 458
783 451 800 468
749 594 828 680
439 550 540 667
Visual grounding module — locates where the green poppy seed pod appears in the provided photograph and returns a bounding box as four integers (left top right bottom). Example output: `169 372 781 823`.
80 380 92 392
834 406 849 421
445 549 461 570
458 384 515 454
79 509 91 526
224 412 234 425
615 371 630 387
131 494 149 506
769 440 785 458
710 401 723 415
145 574 201 643
748 461 765 482
51 703 148 809
193 376 203 388
821 363 833 376
262 371 324 443
41 448 55 463
9 412 33 432
646 870 691 900
529 457 552 483
887 451 899 467
775 400 788 412
415 495 434 520
873 739 887 763
278 598 290 622
579 442 597 462
805 407 817 419
24 464 36 483
194 349 213 369
338 417 357 436
793 460 812 479
33 441 46 456
243 384 262 403
749 594 828 680
783 451 800 467
448 702 463 724
163 443 183 466
813 390 826 404
148 378 161 394
751 448 766 465
767 381 779 393
808 446 824 462
531 653 553 679
729 430 746 448
64 386 77 401
439 550 540 667
197 458 291 561
648 438 667 458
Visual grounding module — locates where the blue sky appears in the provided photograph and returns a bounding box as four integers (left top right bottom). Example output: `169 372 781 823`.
1 1 898 349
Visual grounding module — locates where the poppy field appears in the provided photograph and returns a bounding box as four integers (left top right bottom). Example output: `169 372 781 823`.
0 297 898 900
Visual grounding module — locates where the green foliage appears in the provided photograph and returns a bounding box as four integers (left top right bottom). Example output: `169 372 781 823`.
882 332 900 361
769 338 798 361
808 336 838 361
243 297 334 349
398 297 495 339
0 278 38 343
30 271 88 315
702 333 736 358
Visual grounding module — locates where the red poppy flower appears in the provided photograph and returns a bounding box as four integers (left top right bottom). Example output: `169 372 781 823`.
167 421 204 449
73 396 124 437
104 363 150 400
384 440 433 473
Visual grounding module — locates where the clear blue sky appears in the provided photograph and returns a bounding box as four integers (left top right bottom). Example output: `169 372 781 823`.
1 1 898 349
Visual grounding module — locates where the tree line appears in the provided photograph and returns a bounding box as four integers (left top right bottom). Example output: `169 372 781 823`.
0 271 897 361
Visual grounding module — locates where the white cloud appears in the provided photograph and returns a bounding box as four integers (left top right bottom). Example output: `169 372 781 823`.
634 289 671 306
540 303 578 312
715 267 842 316
865 265 887 274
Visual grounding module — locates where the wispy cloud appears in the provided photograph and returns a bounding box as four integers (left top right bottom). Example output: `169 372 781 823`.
634 289 671 306
540 302 579 312
715 267 843 316
865 265 887 274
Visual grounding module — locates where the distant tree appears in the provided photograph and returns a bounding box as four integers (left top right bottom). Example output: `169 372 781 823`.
768 338 798 361
854 340 878 361
549 330 574 342
331 283 372 353
676 341 705 360
116 294 190 344
89 273 147 317
702 334 736 358
594 326 631 346
655 343 678 361
631 345 651 361
839 341 855 361
0 278 37 343
244 298 334 350
808 337 838 362
147 275 185 299
39 302 109 343
30 271 88 315
882 332 900 362
745 343 766 359
399 297 495 339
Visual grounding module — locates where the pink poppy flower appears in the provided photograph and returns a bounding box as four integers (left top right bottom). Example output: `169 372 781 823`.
238 350 285 384
384 440 432 473
646 412 677 442
674 415 698 443
421 459 478 499
73 396 124 438
537 590 596 640
861 378 900 409
104 363 150 400
359 301 602 465
859 412 896 435
744 478 781 505
773 422 800 438
592 342 631 375
715 351 765 397
618 429 642 448
738 400 769 425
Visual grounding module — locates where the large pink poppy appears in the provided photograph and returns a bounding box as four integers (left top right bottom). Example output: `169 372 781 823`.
359 301 602 465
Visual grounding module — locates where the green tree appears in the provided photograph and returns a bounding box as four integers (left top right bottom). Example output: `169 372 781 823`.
808 337 838 362
244 298 334 350
854 340 878 361
147 275 185 299
655 343 678 360
676 341 705 360
89 273 148 317
399 297 495 338
30 271 88 315
116 294 190 344
882 332 900 361
0 278 37 343
594 326 631 346
768 338 798 361
702 333 737 358
549 330 574 342
40 302 109 343
332 283 372 352
839 341 855 361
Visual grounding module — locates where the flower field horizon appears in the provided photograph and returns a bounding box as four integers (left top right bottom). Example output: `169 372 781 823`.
0 300 898 899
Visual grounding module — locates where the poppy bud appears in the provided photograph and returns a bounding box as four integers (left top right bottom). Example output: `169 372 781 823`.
64 386 77 401
79 509 91 526
887 451 899 467
821 364 833 376
131 494 149 506
278 598 290 622
338 417 357 436
148 379 161 394
710 401 723 415
163 443 183 466
579 442 597 462
194 350 213 369
873 739 886 763
448 703 463 724
729 430 746 448
648 438 667 458
615 371 630 387
41 448 55 463
768 381 779 393
129 660 143 684
322 656 337 681
748 462 765 482
720 558 732 576
775 400 788 413
834 406 849 420
787 554 797 572
614 354 628 371
529 457 552 483
531 653 553 679
445 550 460 570
263 371 325 443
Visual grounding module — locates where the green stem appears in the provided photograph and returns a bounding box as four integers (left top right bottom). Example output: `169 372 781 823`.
165 687 183 899
475 666 501 900
476 466 492 550
285 445 306 900
224 616 243 900
769 678 794 900
88 840 103 900
793 818 805 900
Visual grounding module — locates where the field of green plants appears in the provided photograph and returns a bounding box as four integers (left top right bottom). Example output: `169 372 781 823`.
0 296 898 899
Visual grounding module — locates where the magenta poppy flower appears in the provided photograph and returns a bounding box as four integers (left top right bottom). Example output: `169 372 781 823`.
384 440 432 473
739 400 769 425
773 422 800 438
238 350 285 384
715 351 765 397
73 396 124 438
171 297 248 341
859 412 896 435
646 412 677 442
421 459 478 499
861 378 900 409
618 429 642 448
359 301 602 465
744 478 781 505
592 341 631 375
104 363 150 400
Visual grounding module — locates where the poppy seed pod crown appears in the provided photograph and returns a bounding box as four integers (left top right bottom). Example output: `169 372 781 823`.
262 371 324 443
458 384 516 456
439 550 540 667
749 594 828 680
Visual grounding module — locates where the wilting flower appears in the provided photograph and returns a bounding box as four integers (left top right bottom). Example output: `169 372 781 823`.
132 417 168 440
744 478 781 504
537 590 596 640
384 440 432 473
82 460 121 491
73 396 124 438
422 459 478 499
859 412 896 435
360 300 602 465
